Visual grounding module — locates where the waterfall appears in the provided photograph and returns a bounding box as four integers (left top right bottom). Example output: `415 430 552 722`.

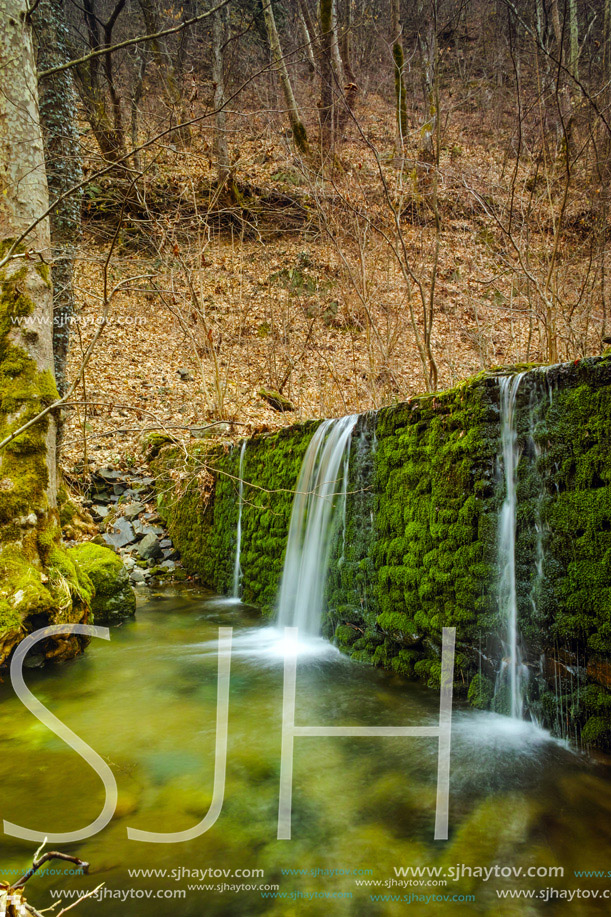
232 441 246 599
277 415 358 635
496 373 527 719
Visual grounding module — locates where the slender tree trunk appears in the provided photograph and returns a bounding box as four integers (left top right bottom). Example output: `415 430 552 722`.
262 0 309 152
137 0 191 145
568 0 579 81
298 6 316 71
417 1 437 163
212 5 231 184
130 50 147 173
391 0 408 149
549 0 574 155
319 0 335 147
34 0 83 399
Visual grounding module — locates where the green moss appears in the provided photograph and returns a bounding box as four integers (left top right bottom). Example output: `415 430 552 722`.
468 673 494 710
152 355 611 750
68 543 135 624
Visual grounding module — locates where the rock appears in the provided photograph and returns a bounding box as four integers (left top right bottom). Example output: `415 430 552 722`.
133 520 163 539
160 560 176 573
103 517 135 549
130 568 147 585
113 483 126 496
91 534 110 547
23 653 45 669
91 504 110 520
138 533 163 561
162 547 180 561
159 537 172 549
123 556 136 570
258 388 294 412
97 468 124 482
68 543 136 624
123 502 145 520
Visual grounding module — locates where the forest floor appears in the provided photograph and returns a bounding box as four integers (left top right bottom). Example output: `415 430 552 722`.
61 87 607 477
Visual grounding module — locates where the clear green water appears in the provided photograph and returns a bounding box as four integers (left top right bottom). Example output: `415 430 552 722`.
1 588 610 916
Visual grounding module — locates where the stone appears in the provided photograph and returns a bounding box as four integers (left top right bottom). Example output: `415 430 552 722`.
130 568 146 585
138 533 163 561
258 388 294 412
123 502 145 520
91 504 110 520
159 538 172 549
103 517 135 549
160 560 176 573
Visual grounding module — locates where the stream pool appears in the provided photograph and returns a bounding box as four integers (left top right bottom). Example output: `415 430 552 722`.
1 587 610 915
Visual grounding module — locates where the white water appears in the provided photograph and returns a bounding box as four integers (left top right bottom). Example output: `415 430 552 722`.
232 441 246 599
276 415 358 635
497 373 527 719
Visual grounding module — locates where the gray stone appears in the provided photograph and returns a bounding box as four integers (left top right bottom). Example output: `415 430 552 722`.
162 547 180 561
159 538 172 549
103 517 135 549
160 560 176 572
130 568 146 585
138 533 163 561
91 504 110 520
123 502 145 520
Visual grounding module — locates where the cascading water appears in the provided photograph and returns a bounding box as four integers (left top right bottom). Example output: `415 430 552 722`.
276 414 358 635
496 373 528 719
232 441 246 599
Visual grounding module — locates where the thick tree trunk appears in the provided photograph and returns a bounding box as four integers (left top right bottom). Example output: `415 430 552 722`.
0 0 118 667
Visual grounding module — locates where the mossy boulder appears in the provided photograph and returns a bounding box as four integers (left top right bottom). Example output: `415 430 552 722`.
68 543 136 624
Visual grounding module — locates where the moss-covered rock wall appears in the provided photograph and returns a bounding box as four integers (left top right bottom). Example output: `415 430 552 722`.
155 355 611 749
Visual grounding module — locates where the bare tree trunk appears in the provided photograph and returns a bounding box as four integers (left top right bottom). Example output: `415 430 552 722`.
130 49 147 173
391 0 408 149
319 0 335 148
262 0 309 153
35 0 83 400
568 0 579 81
417 0 437 163
298 6 316 71
137 0 191 145
212 4 231 184
549 0 574 155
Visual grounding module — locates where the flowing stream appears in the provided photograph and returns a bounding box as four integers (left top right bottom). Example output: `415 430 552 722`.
276 415 358 634
232 441 246 599
0 588 610 916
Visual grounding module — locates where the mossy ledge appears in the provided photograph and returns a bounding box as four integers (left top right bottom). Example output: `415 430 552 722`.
0 244 134 668
154 355 611 750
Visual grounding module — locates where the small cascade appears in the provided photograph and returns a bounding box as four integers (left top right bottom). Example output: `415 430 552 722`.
232 441 246 599
277 414 358 634
496 373 528 719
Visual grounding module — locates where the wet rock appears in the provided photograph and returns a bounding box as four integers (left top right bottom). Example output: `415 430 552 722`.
138 533 162 561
